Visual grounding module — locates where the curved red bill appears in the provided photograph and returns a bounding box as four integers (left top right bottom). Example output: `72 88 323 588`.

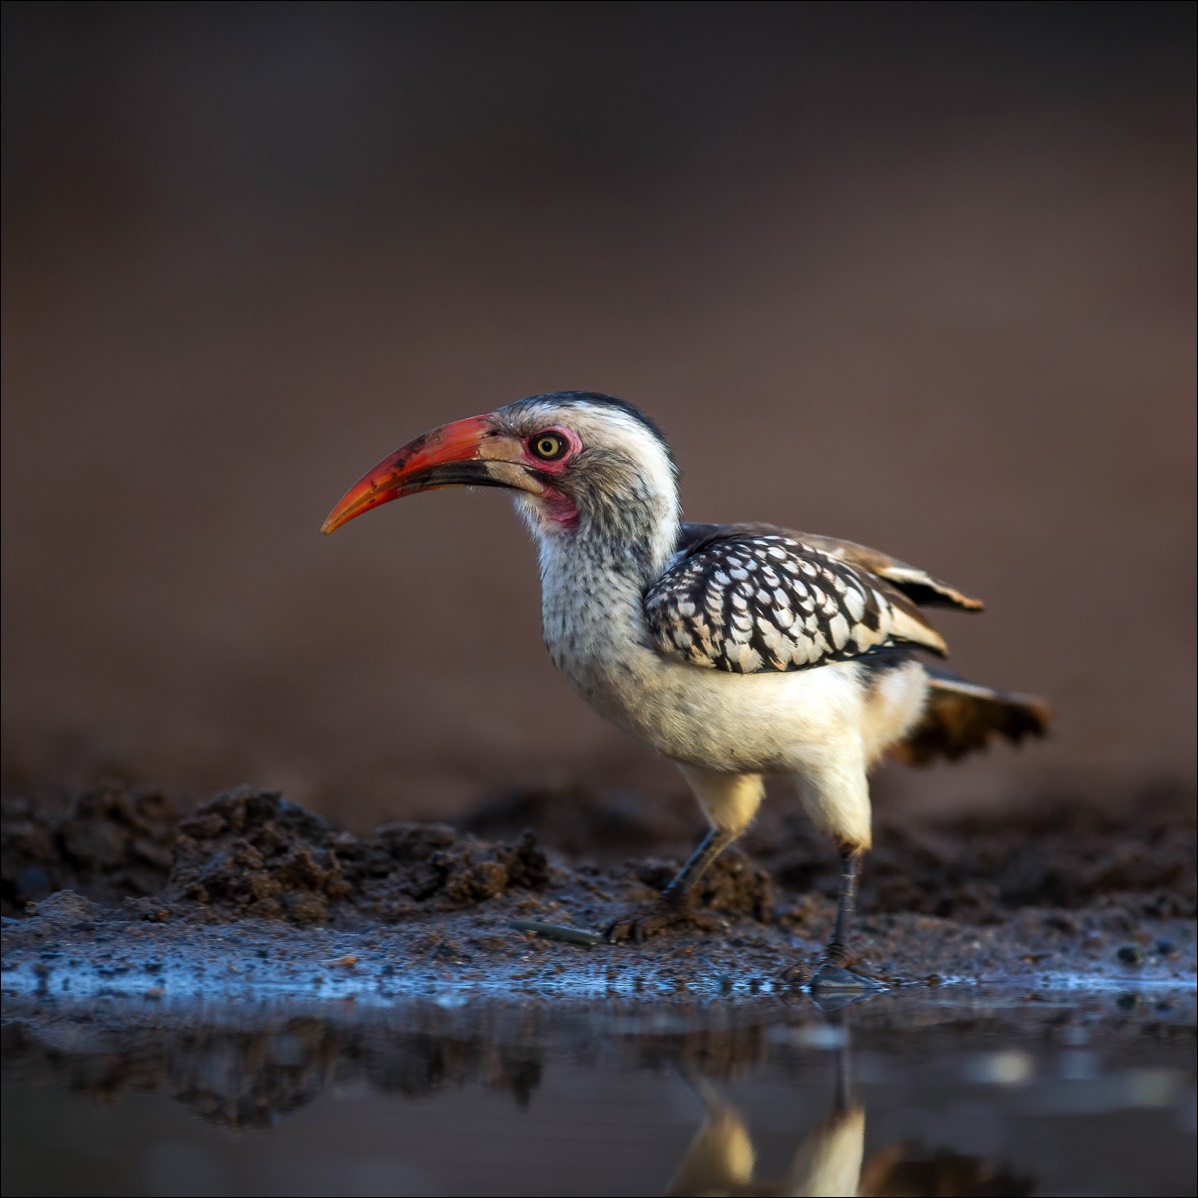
320 414 494 534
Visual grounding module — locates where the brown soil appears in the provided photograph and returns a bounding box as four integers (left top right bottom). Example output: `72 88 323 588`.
2 781 1194 996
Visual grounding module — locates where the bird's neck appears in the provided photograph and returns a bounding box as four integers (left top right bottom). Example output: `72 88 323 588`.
534 493 680 673
541 489 680 589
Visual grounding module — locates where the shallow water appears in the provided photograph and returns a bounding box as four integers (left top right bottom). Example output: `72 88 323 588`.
2 984 1194 1197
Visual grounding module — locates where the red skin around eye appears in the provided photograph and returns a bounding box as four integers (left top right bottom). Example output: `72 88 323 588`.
523 427 581 526
521 426 580 474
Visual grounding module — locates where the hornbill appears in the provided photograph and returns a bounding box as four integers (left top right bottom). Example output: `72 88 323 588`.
322 391 1049 986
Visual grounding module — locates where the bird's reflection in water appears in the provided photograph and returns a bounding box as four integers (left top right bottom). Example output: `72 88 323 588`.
665 1012 1034 1198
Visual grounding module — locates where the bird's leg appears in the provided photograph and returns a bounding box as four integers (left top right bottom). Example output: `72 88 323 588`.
810 846 883 990
823 846 861 967
606 827 736 943
661 826 737 904
607 767 764 944
778 762 882 990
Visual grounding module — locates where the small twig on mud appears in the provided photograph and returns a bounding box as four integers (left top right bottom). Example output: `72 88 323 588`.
509 919 605 947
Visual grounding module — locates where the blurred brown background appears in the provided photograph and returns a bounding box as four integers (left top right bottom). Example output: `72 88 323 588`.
2 2 1194 828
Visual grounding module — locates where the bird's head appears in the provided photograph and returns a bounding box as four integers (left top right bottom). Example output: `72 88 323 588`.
321 392 680 551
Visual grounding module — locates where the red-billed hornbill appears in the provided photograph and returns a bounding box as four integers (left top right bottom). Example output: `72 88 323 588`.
322 392 1049 987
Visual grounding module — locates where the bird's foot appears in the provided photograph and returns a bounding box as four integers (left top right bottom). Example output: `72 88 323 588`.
605 894 726 944
809 962 886 992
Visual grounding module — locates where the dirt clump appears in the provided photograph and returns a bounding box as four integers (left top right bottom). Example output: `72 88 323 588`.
353 820 551 915
163 787 551 924
166 788 356 924
1 784 553 925
0 784 180 914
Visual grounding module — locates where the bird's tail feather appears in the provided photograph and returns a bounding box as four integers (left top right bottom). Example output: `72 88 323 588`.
892 668 1052 766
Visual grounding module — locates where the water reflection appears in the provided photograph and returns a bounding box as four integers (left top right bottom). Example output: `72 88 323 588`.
2 1001 547 1129
666 1016 1034 1197
666 1066 866 1197
1 990 1193 1197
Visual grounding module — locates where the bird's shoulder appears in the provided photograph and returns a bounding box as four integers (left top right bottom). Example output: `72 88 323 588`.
643 522 959 674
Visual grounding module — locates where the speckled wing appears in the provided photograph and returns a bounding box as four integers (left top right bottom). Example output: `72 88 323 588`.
644 530 948 674
679 522 984 612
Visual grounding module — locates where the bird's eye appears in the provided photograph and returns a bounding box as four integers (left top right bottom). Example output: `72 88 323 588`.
529 431 568 461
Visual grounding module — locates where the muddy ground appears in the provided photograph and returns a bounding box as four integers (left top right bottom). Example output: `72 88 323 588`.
3 776 1194 1167
2 780 1194 1001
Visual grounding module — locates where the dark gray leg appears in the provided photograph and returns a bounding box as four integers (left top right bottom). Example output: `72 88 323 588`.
822 847 861 965
662 827 737 903
607 825 738 943
810 847 883 990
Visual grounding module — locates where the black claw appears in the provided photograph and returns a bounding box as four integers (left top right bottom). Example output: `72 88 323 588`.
605 897 727 944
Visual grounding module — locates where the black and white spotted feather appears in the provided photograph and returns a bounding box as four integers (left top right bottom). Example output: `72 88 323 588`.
644 531 949 674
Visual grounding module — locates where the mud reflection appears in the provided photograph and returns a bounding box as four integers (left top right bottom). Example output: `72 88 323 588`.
2 1002 549 1129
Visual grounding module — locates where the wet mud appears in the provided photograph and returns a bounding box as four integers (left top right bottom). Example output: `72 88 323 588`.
3 782 1194 1197
2 781 1194 997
